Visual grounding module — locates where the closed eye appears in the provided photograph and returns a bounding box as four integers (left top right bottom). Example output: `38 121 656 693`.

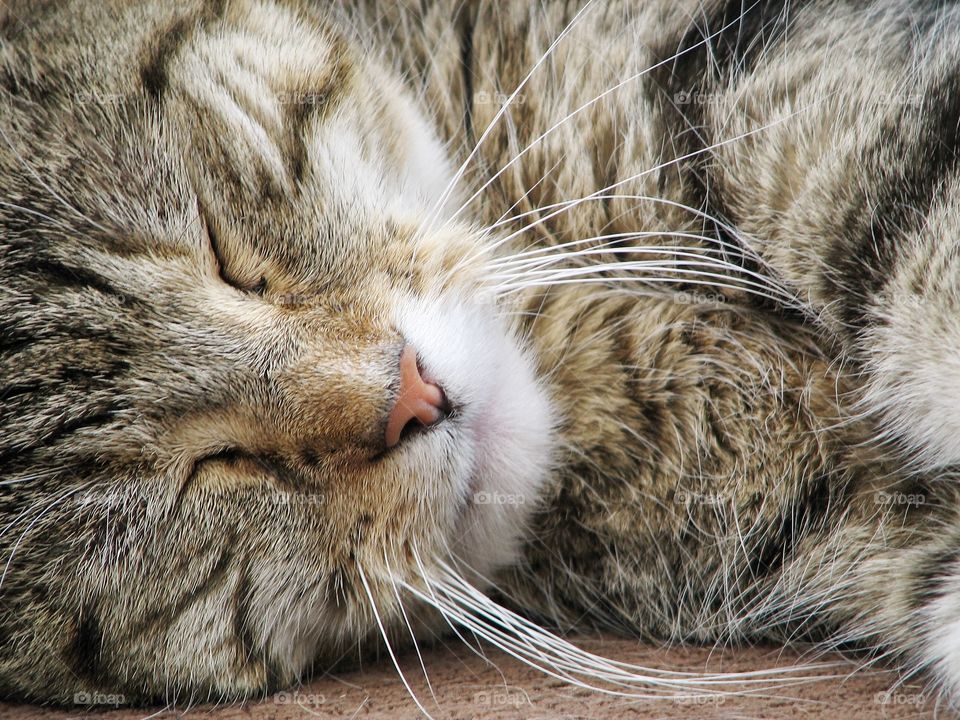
174 447 277 508
188 447 277 487
198 200 267 295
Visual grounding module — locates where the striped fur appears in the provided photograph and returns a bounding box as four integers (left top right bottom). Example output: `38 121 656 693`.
4 0 960 708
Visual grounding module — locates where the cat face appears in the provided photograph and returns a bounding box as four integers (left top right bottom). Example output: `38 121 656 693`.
0 0 552 698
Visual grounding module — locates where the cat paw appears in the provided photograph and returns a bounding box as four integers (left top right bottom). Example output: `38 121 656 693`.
859 294 960 469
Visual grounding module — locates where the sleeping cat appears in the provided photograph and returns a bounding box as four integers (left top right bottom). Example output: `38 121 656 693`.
3 0 960 708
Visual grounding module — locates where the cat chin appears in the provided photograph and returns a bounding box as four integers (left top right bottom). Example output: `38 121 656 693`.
392 293 556 579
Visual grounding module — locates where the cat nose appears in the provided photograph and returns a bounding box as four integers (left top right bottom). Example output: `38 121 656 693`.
385 345 448 448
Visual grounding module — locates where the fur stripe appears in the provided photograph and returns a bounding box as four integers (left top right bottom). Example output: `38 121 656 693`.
650 0 814 315
140 0 228 101
828 64 960 329
660 0 807 93
0 410 117 469
280 36 352 185
26 258 131 305
66 605 109 687
126 544 235 640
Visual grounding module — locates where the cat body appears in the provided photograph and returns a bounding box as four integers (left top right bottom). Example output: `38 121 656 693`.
2 0 960 707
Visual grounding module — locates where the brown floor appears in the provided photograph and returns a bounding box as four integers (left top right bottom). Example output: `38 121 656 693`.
0 638 941 720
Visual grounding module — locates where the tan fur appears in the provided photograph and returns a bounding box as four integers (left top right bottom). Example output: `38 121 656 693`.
4 0 960 708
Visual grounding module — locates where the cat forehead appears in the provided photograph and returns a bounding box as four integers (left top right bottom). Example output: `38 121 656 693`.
127 1 456 280
1 0 456 287
160 1 451 230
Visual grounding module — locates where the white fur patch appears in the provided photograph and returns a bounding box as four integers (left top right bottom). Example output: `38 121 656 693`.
393 293 555 578
921 562 960 701
860 293 960 470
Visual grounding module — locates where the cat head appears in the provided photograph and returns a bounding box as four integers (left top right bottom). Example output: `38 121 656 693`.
0 0 553 699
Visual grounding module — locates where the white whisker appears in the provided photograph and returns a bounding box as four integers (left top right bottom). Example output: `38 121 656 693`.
357 564 436 719
440 100 824 290
483 193 753 260
493 266 795 306
483 237 796 304
384 551 438 705
397 565 843 702
446 0 767 225
422 0 599 232
0 482 92 592
0 125 110 234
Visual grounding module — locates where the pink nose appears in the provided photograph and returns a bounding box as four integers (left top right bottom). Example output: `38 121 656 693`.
385 345 447 448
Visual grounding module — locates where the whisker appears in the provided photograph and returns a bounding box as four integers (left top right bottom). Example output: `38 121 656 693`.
384 551 438 705
0 200 75 232
483 193 753 260
356 564 436 719
440 99 827 290
493 262 772 294
0 125 110 234
494 262 757 297
0 482 92 592
432 561 842 683
489 157 567 233
492 266 796 306
411 547 490 663
399 569 842 701
421 0 599 232
487 236 751 269
445 0 767 225
483 237 795 303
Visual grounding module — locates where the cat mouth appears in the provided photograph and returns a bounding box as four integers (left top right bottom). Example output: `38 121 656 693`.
452 401 505 513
